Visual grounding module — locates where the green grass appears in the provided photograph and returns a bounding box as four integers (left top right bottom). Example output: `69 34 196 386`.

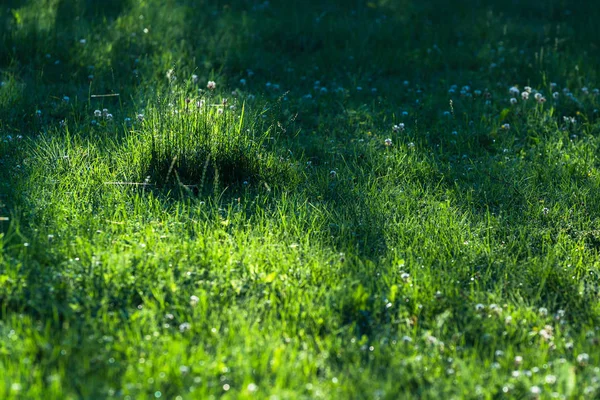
1 0 600 398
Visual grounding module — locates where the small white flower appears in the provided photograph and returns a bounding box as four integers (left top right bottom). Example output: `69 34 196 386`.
501 123 510 130
509 86 520 96
94 110 102 117
553 92 559 99
521 91 529 100
105 113 113 120
475 303 485 311
510 97 517 105
539 307 548 316
384 138 393 146
191 74 198 83
190 295 199 306
207 80 216 90
179 322 191 332
329 170 337 178
524 86 532 93
577 353 590 366
530 386 541 395
514 355 523 365
247 383 258 393
542 207 549 215
137 113 144 122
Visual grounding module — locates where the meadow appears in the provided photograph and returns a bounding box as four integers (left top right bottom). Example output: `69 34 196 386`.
1 0 600 398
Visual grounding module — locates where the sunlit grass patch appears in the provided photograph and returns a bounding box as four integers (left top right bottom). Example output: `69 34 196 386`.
137 93 291 190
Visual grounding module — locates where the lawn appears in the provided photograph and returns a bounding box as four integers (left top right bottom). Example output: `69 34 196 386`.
1 0 600 398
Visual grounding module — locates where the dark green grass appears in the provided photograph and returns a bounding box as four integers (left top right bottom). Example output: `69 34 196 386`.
1 0 600 398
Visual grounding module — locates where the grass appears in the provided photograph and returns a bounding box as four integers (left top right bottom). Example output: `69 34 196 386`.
1 0 600 398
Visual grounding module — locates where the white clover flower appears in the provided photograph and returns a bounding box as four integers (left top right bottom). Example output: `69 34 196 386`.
530 386 541 395
509 86 520 96
384 138 392 146
534 93 543 101
539 307 548 316
524 86 532 93
94 110 102 117
542 207 549 215
102 108 109 117
510 97 517 105
553 92 559 99
137 113 144 122
329 170 337 178
550 82 557 89
545 375 557 384
400 272 410 281
582 87 589 95
475 303 485 311
501 123 510 130
514 355 523 365
393 123 405 132
207 80 216 90
577 353 590 366
179 322 191 332
190 295 199 306
247 383 258 393
191 74 198 83
105 113 113 120
521 91 529 100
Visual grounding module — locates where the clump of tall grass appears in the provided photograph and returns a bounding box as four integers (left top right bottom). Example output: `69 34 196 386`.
137 92 290 191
